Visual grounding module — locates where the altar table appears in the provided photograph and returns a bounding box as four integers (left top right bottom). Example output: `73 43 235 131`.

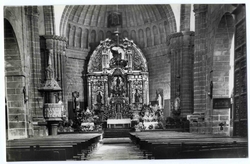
107 119 131 128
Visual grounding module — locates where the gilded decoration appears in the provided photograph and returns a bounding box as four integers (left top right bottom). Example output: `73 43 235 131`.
87 35 149 121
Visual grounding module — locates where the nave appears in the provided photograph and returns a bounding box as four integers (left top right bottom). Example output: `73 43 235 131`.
6 130 248 161
3 4 248 163
86 138 145 160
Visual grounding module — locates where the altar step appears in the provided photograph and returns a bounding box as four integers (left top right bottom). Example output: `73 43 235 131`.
103 128 131 138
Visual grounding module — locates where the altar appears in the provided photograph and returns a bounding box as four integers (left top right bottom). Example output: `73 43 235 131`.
87 35 149 128
107 119 131 128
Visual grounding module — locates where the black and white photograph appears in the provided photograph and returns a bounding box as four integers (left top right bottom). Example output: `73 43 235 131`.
1 1 249 164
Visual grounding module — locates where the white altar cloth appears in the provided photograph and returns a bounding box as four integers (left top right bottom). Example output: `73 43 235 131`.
107 119 131 128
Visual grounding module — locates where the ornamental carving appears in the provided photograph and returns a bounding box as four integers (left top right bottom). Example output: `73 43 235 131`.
132 52 146 71
44 103 63 118
89 49 102 72
87 35 149 120
88 37 147 73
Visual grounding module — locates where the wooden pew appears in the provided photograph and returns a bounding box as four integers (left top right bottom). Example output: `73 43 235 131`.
6 133 101 161
130 131 248 159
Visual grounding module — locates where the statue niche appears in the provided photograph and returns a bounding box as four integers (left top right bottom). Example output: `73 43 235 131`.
109 75 127 97
134 89 141 104
96 92 102 104
109 46 127 68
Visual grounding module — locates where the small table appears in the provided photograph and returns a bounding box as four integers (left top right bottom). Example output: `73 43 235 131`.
107 119 131 129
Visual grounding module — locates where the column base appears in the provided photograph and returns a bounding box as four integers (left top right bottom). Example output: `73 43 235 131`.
47 121 61 136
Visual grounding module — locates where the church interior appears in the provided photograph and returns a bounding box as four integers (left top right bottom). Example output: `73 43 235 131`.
3 3 248 161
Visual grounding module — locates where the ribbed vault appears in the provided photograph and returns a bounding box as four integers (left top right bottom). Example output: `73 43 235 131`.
60 5 177 49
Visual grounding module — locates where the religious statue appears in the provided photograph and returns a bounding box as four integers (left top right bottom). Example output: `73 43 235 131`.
110 76 126 97
109 46 127 68
96 92 102 104
72 91 80 112
116 76 121 88
115 103 122 119
174 97 181 111
157 93 162 109
134 89 141 103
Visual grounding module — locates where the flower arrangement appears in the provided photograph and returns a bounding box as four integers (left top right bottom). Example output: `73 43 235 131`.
132 104 165 131
148 124 153 130
58 107 103 132
58 118 74 132
134 122 146 131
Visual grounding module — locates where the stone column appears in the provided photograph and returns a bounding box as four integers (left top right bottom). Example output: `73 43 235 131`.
53 39 58 80
145 76 149 104
87 79 92 109
104 76 108 106
61 40 67 102
180 4 191 31
127 50 133 73
128 76 133 104
193 4 208 113
102 49 108 73
141 75 147 105
168 31 194 117
43 6 55 35
181 32 194 116
25 6 43 120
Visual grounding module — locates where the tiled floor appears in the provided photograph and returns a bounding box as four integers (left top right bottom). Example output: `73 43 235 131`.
86 138 145 161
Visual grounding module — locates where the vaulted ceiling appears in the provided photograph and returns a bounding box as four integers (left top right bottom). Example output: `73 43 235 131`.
60 5 177 49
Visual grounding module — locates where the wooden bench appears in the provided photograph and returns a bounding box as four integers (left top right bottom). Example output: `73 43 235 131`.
130 131 248 159
7 133 101 161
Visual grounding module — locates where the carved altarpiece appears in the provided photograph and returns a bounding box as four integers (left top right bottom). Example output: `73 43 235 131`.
87 37 149 121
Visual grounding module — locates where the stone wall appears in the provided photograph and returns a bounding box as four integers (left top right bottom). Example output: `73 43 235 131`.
190 4 245 136
63 48 89 116
143 44 171 117
4 6 58 139
4 7 31 139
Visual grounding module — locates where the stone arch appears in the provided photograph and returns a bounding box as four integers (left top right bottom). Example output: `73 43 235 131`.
146 27 152 47
159 22 165 44
130 30 137 43
138 29 145 48
106 31 112 39
164 21 171 37
82 28 89 49
66 24 71 46
69 25 75 47
90 30 96 43
4 8 25 70
4 18 27 140
75 27 82 48
213 13 234 98
153 25 160 45
122 30 128 38
89 30 97 50
98 30 104 42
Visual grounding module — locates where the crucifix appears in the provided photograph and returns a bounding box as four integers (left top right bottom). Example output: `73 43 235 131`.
113 30 120 45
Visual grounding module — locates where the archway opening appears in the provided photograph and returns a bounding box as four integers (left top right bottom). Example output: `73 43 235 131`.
213 14 234 98
4 19 27 140
212 13 234 136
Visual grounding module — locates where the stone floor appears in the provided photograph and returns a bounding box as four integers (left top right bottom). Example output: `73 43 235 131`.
85 138 145 161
